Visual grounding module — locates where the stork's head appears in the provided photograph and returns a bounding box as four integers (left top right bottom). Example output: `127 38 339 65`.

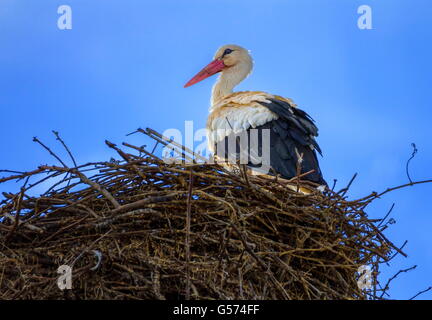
184 44 253 88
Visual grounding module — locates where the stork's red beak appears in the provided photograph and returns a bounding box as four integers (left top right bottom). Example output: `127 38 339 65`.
184 59 225 88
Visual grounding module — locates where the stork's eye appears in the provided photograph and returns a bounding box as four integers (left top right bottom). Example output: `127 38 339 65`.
223 48 234 56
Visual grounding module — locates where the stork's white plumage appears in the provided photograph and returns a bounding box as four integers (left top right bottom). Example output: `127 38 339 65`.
185 44 326 186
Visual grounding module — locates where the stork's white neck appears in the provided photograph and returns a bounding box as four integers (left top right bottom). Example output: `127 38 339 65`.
211 62 252 106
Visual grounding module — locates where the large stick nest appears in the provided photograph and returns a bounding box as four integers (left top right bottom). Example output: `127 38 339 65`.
0 128 406 299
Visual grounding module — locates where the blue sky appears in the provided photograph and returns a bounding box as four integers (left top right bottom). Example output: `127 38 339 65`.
0 0 431 299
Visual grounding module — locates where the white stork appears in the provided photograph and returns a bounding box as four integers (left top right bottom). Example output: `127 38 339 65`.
184 44 326 187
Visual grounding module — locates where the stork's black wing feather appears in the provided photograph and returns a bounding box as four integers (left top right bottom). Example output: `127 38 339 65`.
257 98 322 155
214 97 326 185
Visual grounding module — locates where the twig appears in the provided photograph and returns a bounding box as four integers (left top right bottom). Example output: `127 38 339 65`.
185 169 193 300
406 143 418 184
338 173 358 197
4 177 29 242
409 286 432 300
32 136 68 168
52 131 78 168
377 203 395 228
380 265 417 298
